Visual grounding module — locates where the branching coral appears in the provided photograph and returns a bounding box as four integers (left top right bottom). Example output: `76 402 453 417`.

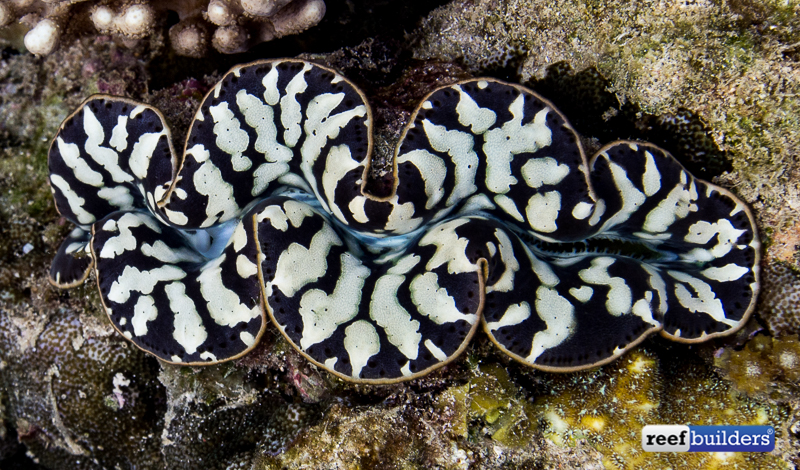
171 0 325 57
0 0 325 56
47 58 761 383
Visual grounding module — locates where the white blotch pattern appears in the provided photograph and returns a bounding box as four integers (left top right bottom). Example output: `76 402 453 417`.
284 199 315 228
298 253 370 349
384 195 423 233
641 151 661 196
485 229 519 293
572 201 593 220
141 240 203 263
682 219 746 260
527 286 575 363
99 212 162 259
569 285 593 303
578 257 632 316
397 149 447 210
109 115 129 152
525 191 561 233
236 254 259 277
131 295 158 336
199 255 261 327
256 204 290 231
520 157 569 189
598 159 645 231
46 62 760 379
97 185 135 210
322 144 361 222
484 99 552 193
701 264 749 282
419 218 477 275
424 339 448 361
129 132 164 180
192 154 240 227
165 282 207 355
410 272 476 325
280 63 312 147
668 271 735 326
343 320 380 378
370 273 422 360
454 85 496 133
235 90 292 194
56 137 103 186
50 175 96 225
107 265 186 304
486 301 531 332
494 194 525 222
632 294 659 327
642 173 697 233
420 119 479 206
271 222 343 297
348 196 369 224
301 91 367 213
261 66 281 105
206 104 253 171
83 108 134 184
642 265 668 314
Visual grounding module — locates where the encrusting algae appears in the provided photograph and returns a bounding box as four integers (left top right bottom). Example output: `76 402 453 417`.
760 262 800 337
536 348 789 469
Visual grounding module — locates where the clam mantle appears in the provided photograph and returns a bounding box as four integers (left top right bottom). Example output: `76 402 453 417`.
47 59 760 383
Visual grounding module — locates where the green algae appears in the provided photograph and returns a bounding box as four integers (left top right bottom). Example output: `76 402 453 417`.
435 362 537 447
467 363 537 447
716 335 800 397
0 41 159 306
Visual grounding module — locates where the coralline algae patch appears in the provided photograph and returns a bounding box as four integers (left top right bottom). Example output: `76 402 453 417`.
537 349 659 469
537 348 788 469
0 308 165 469
264 348 791 469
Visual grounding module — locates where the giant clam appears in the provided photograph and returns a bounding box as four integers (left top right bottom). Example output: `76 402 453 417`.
47 59 760 383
